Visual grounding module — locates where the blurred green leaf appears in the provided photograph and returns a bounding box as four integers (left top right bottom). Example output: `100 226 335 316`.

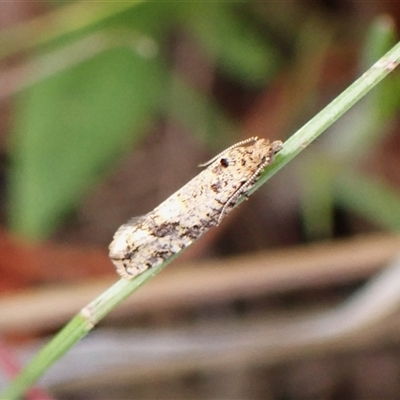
166 75 238 148
335 169 400 231
300 154 335 239
360 15 397 70
300 16 400 238
361 16 400 132
327 16 399 160
5 3 284 239
9 47 165 239
183 3 280 86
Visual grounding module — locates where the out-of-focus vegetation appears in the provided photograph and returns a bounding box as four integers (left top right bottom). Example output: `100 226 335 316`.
2 2 400 400
1 2 399 242
4 2 280 239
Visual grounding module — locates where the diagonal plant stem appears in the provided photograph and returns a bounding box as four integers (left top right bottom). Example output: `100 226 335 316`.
1 41 400 400
250 41 400 193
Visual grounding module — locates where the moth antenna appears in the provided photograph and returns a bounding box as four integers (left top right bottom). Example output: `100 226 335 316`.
199 137 259 168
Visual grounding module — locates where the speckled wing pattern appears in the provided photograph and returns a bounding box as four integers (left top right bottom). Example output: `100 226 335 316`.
109 137 283 279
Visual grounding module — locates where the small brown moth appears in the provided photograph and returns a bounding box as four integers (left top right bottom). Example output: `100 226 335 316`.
109 137 283 279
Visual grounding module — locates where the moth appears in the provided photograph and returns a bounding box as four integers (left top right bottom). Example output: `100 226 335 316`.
109 137 283 279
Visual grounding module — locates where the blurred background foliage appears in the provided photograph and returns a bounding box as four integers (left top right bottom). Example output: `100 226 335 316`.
4 1 282 239
2 1 400 398
0 1 399 242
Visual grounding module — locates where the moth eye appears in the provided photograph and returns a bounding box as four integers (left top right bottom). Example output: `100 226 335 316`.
220 158 229 167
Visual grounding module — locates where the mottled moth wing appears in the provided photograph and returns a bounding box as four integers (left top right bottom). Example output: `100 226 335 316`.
109 137 283 279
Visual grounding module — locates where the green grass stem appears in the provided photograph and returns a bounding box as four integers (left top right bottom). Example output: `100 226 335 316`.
1 41 400 400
